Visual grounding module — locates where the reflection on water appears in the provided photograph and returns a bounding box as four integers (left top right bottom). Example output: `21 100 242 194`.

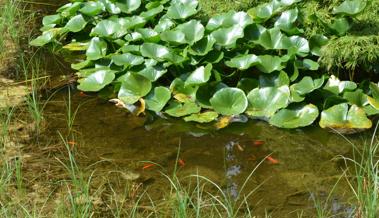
42 89 367 217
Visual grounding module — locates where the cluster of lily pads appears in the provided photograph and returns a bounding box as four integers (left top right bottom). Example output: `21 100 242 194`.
31 0 379 131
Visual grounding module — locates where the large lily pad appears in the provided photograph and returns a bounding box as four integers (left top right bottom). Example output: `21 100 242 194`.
246 86 290 118
161 20 204 45
116 0 141 14
145 86 171 112
77 69 116 92
86 37 107 60
64 14 87 33
256 55 285 73
225 54 259 70
332 0 367 16
165 102 201 117
206 11 253 31
167 0 198 20
210 26 245 47
185 64 212 86
184 111 219 123
112 53 144 67
323 75 357 94
269 104 319 128
319 103 372 129
118 73 152 104
210 88 248 116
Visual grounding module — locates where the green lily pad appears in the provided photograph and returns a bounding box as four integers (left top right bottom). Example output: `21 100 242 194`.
188 35 216 56
256 27 288 50
118 73 152 104
78 69 116 92
237 78 259 93
42 14 61 26
140 5 164 20
309 34 328 56
112 53 144 67
343 89 368 107
165 102 201 117
196 82 227 108
185 64 212 86
140 43 171 62
211 26 245 47
145 86 171 112
329 17 350 36
79 1 104 16
161 20 204 45
137 60 167 81
225 54 259 70
210 88 248 116
332 0 367 16
323 75 357 94
274 8 299 33
170 78 198 102
259 71 290 87
246 86 290 118
269 104 319 128
115 0 141 14
167 0 198 20
206 11 253 31
184 111 219 123
319 103 372 129
290 76 325 102
256 55 285 73
369 82 379 100
30 28 61 46
86 37 107 60
91 20 121 38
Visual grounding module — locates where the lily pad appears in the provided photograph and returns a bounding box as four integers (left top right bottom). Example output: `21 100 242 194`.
269 104 319 128
161 20 204 45
323 75 357 94
118 73 152 104
184 111 219 123
185 64 212 86
167 0 198 20
210 88 248 116
225 54 259 70
256 55 285 73
116 0 141 14
112 53 144 67
86 37 107 60
211 26 245 47
332 0 367 16
165 101 201 117
145 86 171 112
246 86 290 118
319 103 372 129
78 69 116 92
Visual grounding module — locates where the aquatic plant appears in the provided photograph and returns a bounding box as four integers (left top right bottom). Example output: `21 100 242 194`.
31 0 379 131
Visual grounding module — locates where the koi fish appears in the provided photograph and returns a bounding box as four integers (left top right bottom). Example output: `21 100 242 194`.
142 163 156 170
178 159 185 167
253 140 265 146
79 92 88 97
266 156 279 164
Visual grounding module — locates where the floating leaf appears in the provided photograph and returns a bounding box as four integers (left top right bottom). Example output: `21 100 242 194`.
29 28 61 46
343 89 368 107
323 75 357 94
184 111 219 123
79 1 104 16
256 55 285 73
118 73 152 104
167 0 198 20
211 26 245 47
259 71 290 87
86 37 107 60
286 36 310 56
256 28 288 50
165 102 201 117
269 104 319 128
116 0 141 13
206 11 253 31
210 88 248 116
189 35 216 56
309 34 328 56
161 20 204 45
138 60 167 81
145 86 171 112
42 14 61 26
63 41 89 51
225 54 259 70
140 43 171 61
91 20 121 37
140 5 164 20
78 69 116 92
185 64 212 86
170 78 198 102
247 86 290 118
319 103 372 129
112 53 144 67
329 18 350 36
332 0 367 16
274 8 299 33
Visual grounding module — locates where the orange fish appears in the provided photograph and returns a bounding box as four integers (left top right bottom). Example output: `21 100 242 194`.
253 140 265 146
67 141 76 146
178 159 185 167
266 156 279 164
142 163 156 170
79 92 88 97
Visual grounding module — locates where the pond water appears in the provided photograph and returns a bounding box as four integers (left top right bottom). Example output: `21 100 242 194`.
30 1 368 217
42 88 365 217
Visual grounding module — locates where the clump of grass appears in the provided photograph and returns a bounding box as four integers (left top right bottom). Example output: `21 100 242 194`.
341 125 379 218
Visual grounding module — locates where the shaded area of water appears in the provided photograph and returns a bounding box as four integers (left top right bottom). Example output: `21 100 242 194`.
42 89 364 217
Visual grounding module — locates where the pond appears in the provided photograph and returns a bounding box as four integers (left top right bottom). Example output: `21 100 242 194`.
25 0 371 217
41 87 363 217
